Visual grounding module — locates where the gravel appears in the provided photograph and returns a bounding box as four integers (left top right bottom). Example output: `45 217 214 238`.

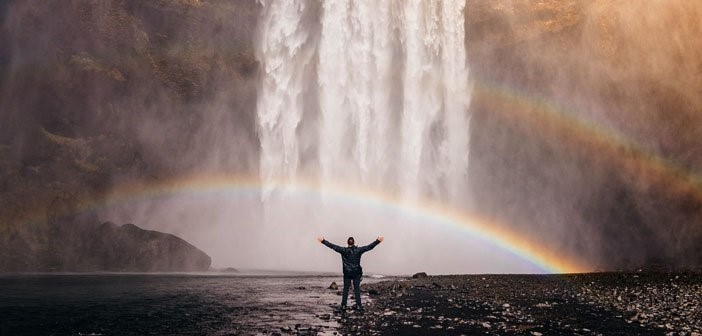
329 272 702 335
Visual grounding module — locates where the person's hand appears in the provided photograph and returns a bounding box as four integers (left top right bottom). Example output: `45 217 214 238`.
377 236 384 243
317 236 324 243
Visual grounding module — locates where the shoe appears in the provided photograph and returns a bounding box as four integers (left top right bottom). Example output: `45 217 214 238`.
338 305 347 312
354 305 364 312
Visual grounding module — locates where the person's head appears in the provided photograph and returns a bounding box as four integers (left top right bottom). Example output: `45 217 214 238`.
347 237 355 246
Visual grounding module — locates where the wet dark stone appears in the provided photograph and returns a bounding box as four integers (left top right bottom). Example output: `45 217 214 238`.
337 273 702 335
412 272 428 279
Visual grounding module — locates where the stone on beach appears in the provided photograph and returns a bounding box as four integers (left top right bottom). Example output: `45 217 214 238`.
412 272 428 279
335 273 702 335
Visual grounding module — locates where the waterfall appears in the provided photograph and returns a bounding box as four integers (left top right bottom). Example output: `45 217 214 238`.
257 0 471 204
256 0 316 197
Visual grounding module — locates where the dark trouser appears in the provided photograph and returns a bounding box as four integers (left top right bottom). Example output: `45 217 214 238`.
341 274 362 307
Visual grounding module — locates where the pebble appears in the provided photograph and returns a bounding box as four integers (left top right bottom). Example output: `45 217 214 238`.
578 275 702 332
335 273 702 335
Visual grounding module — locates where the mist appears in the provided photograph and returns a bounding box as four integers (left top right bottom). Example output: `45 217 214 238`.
1 0 701 274
466 0 702 270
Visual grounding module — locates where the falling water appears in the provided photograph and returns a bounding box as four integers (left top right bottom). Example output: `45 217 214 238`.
257 0 471 204
256 1 317 197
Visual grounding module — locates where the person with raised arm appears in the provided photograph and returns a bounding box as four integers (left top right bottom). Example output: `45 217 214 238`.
317 235 384 312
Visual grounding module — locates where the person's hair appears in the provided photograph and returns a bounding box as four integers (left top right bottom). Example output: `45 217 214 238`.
347 237 355 246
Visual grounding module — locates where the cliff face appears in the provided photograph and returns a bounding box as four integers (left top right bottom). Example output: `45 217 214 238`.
1 218 211 272
465 0 702 269
1 0 259 186
0 0 253 271
1 0 701 271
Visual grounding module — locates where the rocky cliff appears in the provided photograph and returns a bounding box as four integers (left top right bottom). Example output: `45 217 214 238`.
1 218 211 272
0 0 251 271
1 0 701 271
465 0 702 269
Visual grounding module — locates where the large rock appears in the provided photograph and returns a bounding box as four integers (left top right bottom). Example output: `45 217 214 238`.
92 222 212 272
0 218 211 272
412 272 428 279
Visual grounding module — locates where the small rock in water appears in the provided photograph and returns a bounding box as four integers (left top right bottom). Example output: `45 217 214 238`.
329 282 339 290
412 272 428 279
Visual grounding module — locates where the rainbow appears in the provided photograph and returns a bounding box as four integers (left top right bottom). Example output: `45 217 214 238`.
36 173 586 274
16 77 688 275
10 78 701 275
473 79 702 204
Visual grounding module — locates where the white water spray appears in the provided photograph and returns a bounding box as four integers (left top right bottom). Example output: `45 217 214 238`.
257 0 471 204
256 1 316 197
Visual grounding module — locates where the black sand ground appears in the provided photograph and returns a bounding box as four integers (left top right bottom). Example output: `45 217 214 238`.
2 273 700 335
335 273 702 336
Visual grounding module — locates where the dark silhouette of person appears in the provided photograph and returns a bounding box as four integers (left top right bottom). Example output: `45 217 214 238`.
317 235 384 311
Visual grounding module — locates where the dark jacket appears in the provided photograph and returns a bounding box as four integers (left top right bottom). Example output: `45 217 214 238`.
322 239 380 277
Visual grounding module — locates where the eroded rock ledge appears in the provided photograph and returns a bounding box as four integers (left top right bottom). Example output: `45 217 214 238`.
0 220 211 272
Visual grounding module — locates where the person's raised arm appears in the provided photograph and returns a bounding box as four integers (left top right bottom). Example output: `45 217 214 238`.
358 236 384 253
317 236 344 253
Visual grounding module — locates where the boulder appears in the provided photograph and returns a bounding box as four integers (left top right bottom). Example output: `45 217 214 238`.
0 219 212 272
412 272 428 279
